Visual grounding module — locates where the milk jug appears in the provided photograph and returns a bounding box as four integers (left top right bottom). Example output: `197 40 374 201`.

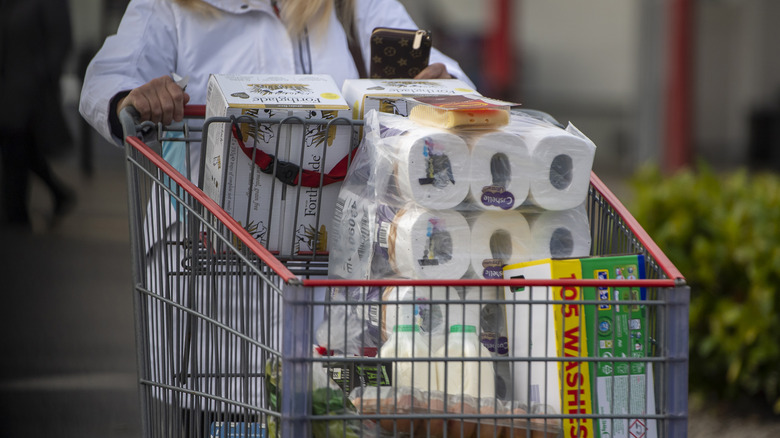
435 324 496 400
380 324 437 393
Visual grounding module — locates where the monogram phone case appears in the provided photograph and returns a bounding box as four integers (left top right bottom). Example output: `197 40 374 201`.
370 27 432 79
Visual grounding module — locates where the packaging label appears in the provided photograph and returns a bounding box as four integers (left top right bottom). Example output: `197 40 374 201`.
551 262 595 438
416 217 451 267
580 255 657 438
209 422 265 438
480 185 515 210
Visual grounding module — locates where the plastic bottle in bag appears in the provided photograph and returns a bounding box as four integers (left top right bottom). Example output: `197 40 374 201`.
380 324 437 393
435 324 496 400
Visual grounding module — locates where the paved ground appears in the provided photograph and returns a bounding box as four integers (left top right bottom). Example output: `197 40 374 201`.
1 109 779 437
0 132 141 436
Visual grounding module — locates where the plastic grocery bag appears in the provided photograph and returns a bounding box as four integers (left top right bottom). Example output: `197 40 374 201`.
264 346 380 438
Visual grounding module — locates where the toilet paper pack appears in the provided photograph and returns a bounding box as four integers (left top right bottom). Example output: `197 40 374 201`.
203 74 352 256
504 112 597 211
328 110 596 282
329 187 375 280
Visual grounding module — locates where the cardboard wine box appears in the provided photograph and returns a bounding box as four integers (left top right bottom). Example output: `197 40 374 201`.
202 74 352 255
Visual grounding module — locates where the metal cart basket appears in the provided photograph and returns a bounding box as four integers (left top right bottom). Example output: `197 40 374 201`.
122 105 689 438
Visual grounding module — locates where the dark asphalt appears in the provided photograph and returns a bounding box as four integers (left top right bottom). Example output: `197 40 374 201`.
0 124 141 437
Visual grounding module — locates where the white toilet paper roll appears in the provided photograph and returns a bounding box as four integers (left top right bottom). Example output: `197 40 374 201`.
529 207 592 259
466 131 532 210
328 187 375 280
523 125 596 211
390 208 471 279
469 211 533 279
393 128 471 210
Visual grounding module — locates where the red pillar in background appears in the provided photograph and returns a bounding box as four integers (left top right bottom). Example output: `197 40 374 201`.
665 0 694 172
482 0 514 100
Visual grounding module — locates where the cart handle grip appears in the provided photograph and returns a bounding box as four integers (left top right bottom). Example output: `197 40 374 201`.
119 104 207 152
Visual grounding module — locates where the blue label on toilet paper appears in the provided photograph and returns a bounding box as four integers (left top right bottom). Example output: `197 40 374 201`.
481 185 515 210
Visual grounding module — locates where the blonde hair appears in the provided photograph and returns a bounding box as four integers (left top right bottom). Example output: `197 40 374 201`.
172 0 355 39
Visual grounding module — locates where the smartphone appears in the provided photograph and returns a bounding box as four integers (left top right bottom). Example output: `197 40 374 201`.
369 27 432 79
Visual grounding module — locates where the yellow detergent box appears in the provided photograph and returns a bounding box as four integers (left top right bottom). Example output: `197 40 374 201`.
203 74 352 255
341 78 479 120
504 255 657 438
503 258 595 438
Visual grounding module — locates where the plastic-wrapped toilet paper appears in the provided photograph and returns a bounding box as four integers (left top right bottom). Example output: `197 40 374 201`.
529 206 592 259
328 187 375 280
465 131 532 210
391 128 471 210
469 211 533 279
389 207 471 279
381 285 450 342
522 124 596 211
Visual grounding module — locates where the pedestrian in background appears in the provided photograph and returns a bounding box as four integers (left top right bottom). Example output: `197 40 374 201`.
0 0 77 230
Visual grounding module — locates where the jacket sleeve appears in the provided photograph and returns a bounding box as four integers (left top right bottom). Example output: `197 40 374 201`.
79 0 179 146
354 0 477 90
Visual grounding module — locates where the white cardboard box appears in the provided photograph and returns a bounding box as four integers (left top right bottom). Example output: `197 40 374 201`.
341 78 479 119
202 74 352 256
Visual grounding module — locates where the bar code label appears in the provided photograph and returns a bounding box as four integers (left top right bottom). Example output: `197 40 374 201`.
368 303 380 327
358 214 370 258
333 197 346 224
377 221 391 248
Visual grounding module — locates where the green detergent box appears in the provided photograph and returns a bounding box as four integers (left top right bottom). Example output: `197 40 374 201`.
580 254 657 438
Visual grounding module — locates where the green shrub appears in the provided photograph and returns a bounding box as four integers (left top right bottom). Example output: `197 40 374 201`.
628 164 780 412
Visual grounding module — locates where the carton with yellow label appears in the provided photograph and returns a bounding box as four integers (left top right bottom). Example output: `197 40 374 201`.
503 258 595 438
203 74 352 255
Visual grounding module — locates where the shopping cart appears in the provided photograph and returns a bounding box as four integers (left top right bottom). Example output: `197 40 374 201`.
121 105 689 438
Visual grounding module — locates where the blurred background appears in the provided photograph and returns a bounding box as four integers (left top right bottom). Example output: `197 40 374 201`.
1 0 780 436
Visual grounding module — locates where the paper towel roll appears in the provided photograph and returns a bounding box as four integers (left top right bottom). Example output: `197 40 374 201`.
523 125 596 210
390 208 470 279
393 129 471 209
466 131 532 210
529 207 592 259
469 211 533 279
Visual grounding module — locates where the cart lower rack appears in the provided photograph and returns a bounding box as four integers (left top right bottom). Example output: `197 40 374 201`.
123 106 689 438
